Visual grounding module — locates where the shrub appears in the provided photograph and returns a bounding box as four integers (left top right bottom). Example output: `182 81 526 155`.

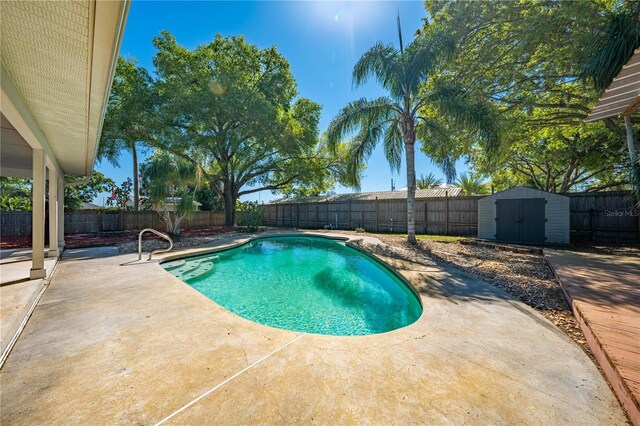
236 202 266 231
355 227 366 233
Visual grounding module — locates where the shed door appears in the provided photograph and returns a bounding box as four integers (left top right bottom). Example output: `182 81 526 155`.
496 198 545 243
521 198 545 243
496 199 521 241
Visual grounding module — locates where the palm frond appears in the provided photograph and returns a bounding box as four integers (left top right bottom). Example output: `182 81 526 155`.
426 83 500 155
326 97 399 151
352 43 400 90
435 155 457 184
581 6 640 93
404 27 456 93
344 124 386 189
419 120 458 182
417 172 443 189
383 119 403 172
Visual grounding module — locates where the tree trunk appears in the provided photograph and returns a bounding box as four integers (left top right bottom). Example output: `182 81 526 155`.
625 115 638 164
132 143 139 211
404 127 417 245
223 184 235 226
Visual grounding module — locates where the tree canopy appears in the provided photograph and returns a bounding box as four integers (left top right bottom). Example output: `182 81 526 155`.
99 57 157 211
424 0 638 193
150 32 346 224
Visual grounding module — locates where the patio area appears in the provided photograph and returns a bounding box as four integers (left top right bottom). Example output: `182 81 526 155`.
0 232 626 425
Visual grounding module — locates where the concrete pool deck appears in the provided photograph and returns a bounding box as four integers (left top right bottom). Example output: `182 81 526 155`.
0 232 627 424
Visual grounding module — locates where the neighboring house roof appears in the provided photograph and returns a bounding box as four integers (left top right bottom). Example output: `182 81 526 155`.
586 47 640 122
269 187 463 204
82 202 100 210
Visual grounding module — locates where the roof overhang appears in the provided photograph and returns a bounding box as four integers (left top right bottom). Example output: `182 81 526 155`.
0 0 130 177
586 47 640 122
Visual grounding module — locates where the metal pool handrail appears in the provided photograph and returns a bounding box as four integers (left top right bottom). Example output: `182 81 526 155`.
138 228 173 261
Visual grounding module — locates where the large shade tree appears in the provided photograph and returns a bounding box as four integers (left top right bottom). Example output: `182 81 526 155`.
151 32 346 225
424 0 636 191
99 57 157 211
327 21 498 244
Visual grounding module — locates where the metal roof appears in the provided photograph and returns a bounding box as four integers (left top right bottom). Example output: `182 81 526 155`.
270 187 463 204
586 47 640 122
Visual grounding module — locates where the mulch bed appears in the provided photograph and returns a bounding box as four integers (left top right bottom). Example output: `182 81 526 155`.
0 227 236 250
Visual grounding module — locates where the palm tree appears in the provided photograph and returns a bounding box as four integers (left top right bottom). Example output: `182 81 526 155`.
327 18 499 244
456 173 489 196
142 153 201 235
416 172 443 189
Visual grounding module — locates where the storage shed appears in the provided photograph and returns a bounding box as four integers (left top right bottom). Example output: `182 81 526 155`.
478 186 570 245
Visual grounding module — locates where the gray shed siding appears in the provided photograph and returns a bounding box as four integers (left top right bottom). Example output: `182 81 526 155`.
477 187 570 244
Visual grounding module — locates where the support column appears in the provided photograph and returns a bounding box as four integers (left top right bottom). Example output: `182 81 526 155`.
30 149 46 279
57 172 65 251
47 166 59 257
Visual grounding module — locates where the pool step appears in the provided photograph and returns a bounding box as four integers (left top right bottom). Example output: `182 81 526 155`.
183 261 215 282
163 259 186 271
164 255 219 281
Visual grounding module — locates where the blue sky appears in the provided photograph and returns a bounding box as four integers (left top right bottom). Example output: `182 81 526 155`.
95 0 467 204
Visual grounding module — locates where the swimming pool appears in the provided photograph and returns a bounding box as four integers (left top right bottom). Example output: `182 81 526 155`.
162 236 422 336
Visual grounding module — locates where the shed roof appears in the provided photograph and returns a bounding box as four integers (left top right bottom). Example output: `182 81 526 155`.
586 47 640 122
479 186 569 200
270 187 463 204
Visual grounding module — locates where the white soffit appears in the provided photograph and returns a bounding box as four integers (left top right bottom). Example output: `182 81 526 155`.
0 0 129 176
586 47 640 122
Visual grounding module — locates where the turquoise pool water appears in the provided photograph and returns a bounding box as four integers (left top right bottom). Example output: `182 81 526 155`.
162 236 422 336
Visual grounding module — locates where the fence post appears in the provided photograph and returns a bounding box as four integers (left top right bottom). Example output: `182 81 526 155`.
97 210 102 233
296 204 300 229
424 201 428 234
348 200 352 230
275 203 278 227
445 191 449 235
375 197 379 232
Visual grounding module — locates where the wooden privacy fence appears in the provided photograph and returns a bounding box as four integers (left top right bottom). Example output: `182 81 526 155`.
264 196 480 236
1 210 225 236
264 191 640 243
2 191 637 243
568 191 639 243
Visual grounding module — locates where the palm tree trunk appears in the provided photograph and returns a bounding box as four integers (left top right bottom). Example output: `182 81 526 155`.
404 132 417 245
131 143 139 211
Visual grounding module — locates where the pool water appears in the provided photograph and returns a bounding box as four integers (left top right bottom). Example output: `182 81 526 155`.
162 236 422 336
